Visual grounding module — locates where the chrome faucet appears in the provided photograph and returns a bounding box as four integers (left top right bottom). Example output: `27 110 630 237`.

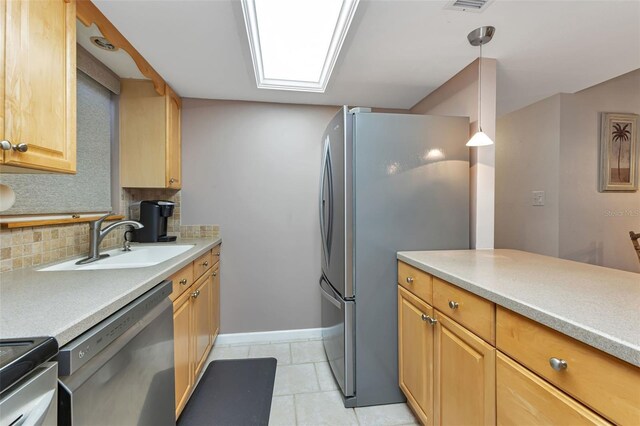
76 212 144 265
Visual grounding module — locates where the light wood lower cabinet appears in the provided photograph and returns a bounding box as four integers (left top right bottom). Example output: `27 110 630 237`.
434 311 495 426
172 245 221 419
398 260 640 426
496 306 640 425
398 287 434 425
193 271 213 379
496 352 611 426
173 288 194 417
212 265 220 341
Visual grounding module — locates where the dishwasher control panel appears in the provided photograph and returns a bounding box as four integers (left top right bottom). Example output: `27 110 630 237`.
57 280 172 376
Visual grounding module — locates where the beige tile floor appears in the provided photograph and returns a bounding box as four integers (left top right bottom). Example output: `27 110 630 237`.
202 338 420 426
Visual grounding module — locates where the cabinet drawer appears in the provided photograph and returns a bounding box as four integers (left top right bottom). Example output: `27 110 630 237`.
496 307 640 425
398 261 432 305
212 244 221 266
433 277 495 344
169 263 194 301
193 250 214 280
497 352 611 426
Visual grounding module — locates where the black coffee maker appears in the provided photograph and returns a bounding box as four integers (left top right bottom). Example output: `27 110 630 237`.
130 200 177 242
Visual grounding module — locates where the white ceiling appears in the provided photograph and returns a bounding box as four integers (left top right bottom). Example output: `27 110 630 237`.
93 0 640 116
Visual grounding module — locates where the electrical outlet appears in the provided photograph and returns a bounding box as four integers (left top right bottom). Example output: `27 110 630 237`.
532 191 545 206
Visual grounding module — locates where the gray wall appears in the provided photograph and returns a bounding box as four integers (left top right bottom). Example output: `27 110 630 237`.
496 69 640 273
495 94 561 257
558 70 640 272
0 71 112 215
181 99 339 333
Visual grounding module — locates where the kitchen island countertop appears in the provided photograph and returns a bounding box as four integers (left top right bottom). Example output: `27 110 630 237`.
0 237 221 346
397 249 640 367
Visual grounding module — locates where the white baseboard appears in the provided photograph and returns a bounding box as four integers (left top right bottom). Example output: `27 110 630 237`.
215 328 323 346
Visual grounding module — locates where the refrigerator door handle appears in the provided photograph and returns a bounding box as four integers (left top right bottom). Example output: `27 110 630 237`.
326 141 334 257
319 277 342 309
319 137 332 265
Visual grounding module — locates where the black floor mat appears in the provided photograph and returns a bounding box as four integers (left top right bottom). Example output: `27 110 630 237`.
177 358 277 426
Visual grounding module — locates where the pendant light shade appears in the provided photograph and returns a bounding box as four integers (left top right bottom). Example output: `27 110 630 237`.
466 130 493 147
467 26 495 147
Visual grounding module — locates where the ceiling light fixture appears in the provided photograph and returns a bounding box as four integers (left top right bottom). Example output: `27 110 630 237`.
241 0 359 93
466 26 495 147
90 36 117 52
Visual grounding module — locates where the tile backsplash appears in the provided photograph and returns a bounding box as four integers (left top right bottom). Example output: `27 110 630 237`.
0 188 218 273
0 221 121 272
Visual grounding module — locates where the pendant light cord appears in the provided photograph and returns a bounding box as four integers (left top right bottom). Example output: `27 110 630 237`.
478 42 482 133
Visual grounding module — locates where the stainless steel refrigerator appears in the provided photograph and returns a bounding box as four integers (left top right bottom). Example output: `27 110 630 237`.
319 106 470 407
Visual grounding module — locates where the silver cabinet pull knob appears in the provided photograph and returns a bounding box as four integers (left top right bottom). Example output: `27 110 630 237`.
448 300 459 310
179 278 188 285
421 313 437 325
0 141 28 152
203 261 209 267
169 178 176 184
213 271 217 276
215 252 220 257
406 277 414 284
549 357 568 371
192 290 200 298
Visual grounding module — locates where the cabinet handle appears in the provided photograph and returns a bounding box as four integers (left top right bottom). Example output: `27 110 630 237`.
169 178 176 184
549 357 568 371
1 140 28 152
179 278 188 285
406 277 414 284
448 300 459 310
421 314 437 325
213 271 217 277
202 261 209 267
192 290 200 298
215 252 220 257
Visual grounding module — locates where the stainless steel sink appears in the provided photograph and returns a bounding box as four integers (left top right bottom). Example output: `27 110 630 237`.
39 245 194 271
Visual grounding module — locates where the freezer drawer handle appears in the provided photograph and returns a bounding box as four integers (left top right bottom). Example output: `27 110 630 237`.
320 281 342 309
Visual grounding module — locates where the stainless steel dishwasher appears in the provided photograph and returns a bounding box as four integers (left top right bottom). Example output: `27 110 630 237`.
58 281 175 426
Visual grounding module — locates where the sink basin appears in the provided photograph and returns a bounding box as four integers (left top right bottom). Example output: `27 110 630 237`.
39 245 195 271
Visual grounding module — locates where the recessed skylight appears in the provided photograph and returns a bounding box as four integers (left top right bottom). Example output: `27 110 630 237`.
241 0 360 92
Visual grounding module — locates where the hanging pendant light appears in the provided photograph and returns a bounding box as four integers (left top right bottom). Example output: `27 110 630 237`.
466 26 495 147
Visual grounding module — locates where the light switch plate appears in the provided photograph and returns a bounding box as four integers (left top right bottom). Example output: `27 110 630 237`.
532 191 545 206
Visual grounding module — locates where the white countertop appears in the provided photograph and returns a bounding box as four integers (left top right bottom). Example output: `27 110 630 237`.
0 237 221 346
397 249 640 367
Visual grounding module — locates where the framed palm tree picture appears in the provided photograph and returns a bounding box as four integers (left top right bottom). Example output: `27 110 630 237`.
600 112 638 191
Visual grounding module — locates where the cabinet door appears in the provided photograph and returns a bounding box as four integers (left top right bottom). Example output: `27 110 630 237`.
497 352 611 426
2 0 76 173
211 266 220 343
434 311 495 426
165 87 181 189
193 274 213 378
398 286 434 425
173 291 193 419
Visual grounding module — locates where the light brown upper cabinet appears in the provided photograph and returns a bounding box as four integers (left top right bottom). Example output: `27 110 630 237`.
119 79 181 189
1 0 77 173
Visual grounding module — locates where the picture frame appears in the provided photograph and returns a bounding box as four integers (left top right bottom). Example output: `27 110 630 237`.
599 112 639 192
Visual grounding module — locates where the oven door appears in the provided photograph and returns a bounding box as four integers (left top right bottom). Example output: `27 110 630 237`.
320 276 355 401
